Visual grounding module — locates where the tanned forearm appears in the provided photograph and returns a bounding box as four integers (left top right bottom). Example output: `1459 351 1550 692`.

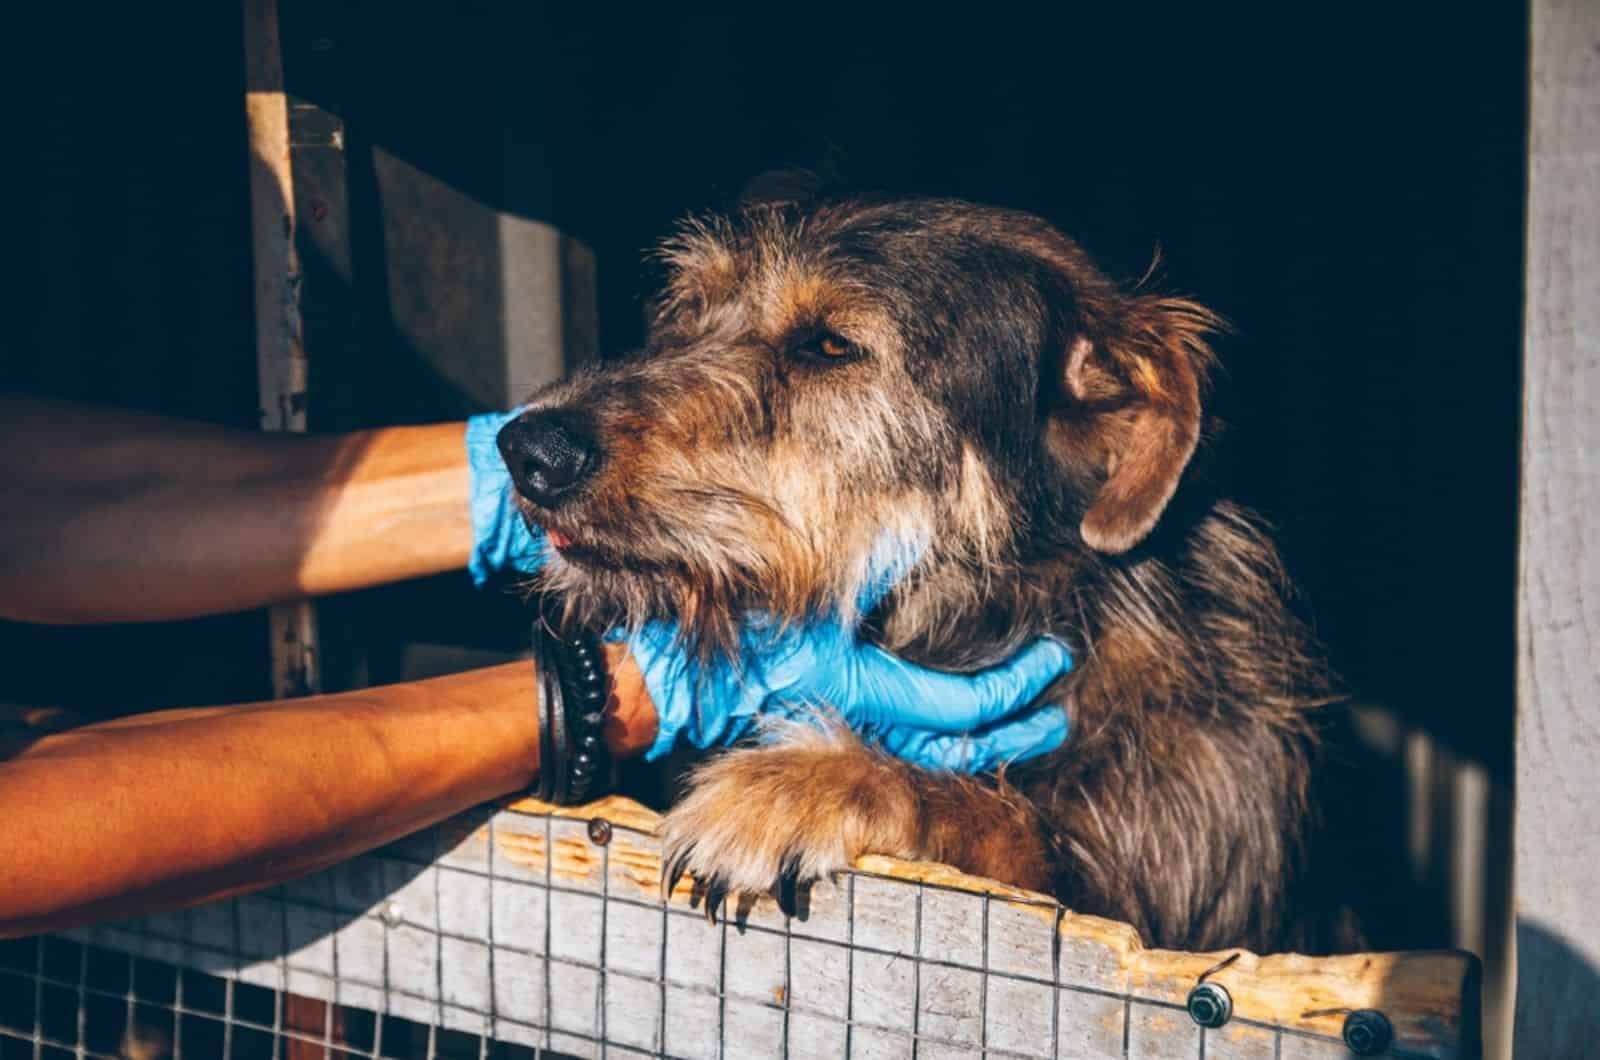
0 395 475 624
0 647 656 937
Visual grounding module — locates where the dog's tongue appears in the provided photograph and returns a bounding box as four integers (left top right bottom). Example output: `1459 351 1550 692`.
547 528 572 550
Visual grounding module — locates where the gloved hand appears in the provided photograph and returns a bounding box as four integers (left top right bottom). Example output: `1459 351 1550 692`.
871 703 1070 773
467 409 548 585
468 412 1074 772
622 533 1073 771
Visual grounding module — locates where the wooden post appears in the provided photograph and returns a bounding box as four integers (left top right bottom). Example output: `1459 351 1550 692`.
1514 0 1600 1053
242 0 319 698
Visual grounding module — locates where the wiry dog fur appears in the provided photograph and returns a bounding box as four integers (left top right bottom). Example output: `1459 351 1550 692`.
509 194 1340 953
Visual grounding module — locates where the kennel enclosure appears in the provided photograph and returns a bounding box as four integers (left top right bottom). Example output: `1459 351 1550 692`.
11 0 1600 1052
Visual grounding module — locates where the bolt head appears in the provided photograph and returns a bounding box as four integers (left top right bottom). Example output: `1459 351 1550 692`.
587 817 613 846
1342 1009 1393 1055
1185 982 1233 1028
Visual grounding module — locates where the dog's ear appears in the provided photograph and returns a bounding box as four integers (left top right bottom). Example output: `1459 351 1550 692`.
1057 295 1221 554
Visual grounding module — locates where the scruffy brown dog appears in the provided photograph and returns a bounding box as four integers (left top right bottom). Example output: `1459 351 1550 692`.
499 193 1338 953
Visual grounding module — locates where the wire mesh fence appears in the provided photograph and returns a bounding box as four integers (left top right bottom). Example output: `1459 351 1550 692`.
3 800 1473 1059
0 934 536 1059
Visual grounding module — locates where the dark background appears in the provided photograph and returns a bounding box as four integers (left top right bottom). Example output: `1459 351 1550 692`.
5 4 1524 947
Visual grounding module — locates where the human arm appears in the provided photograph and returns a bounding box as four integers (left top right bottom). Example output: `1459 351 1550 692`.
0 650 658 938
0 627 1065 939
0 398 1071 936
0 394 1071 769
0 395 475 624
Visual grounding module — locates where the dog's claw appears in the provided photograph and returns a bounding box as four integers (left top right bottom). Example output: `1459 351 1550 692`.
659 743 868 930
663 850 689 900
775 866 799 918
703 881 728 925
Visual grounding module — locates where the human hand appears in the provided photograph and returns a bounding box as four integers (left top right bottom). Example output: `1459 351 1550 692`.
622 533 1073 771
870 701 1070 773
469 416 1072 771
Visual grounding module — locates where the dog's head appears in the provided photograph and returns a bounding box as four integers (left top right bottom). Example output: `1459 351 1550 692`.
500 197 1220 663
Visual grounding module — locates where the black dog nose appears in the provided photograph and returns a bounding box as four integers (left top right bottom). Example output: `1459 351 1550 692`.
496 410 599 507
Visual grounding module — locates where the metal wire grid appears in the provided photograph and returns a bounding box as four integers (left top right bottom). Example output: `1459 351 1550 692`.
0 934 534 1059
8 805 1379 1059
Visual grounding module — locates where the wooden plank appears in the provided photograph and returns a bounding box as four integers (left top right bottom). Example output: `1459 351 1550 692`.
279 2 373 696
1515 0 1600 1053
69 791 1477 1057
1057 988 1125 1058
1203 1021 1278 1060
241 0 319 697
511 795 1478 1054
1127 1002 1199 1060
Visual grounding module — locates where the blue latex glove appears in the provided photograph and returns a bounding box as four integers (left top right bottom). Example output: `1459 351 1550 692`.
467 413 1073 771
872 703 1070 773
466 409 549 585
622 534 1073 771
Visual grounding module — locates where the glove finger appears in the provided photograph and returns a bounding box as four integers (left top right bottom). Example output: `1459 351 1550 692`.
853 526 932 616
868 637 1072 732
466 409 547 582
900 704 1070 773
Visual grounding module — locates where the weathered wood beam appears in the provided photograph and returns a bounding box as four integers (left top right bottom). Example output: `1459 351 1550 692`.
242 0 319 697
512 794 1480 1055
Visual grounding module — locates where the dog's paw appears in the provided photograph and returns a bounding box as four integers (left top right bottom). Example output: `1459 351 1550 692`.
658 726 920 923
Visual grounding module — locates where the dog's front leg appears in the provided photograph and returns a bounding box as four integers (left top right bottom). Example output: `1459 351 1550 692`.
659 723 1057 918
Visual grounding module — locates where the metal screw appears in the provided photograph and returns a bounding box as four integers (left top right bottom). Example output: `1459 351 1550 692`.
587 817 613 846
1342 1009 1394 1056
1185 981 1233 1028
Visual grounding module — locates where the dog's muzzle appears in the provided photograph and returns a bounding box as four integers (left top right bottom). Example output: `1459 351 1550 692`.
497 409 599 508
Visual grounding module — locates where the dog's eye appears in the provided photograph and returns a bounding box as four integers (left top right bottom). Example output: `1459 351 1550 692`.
791 330 861 363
